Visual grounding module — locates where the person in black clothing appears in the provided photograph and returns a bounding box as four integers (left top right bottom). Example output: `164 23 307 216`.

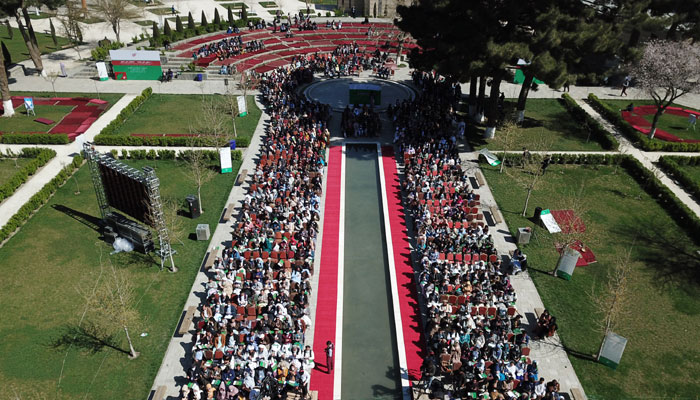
540 155 551 176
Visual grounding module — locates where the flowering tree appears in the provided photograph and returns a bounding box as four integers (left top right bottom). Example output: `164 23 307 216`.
629 40 700 139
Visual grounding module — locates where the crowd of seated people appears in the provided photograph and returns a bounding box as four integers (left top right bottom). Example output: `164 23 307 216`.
192 36 265 62
341 104 381 137
394 71 564 400
180 63 331 400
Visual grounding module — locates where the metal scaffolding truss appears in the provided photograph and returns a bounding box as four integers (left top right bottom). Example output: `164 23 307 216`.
83 143 176 271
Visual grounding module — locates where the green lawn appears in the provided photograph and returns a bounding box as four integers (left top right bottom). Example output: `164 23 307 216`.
675 163 700 184
482 163 700 399
112 94 260 141
0 158 239 399
0 25 71 63
0 104 75 133
259 1 278 8
147 7 177 15
0 158 34 185
602 99 700 141
470 99 606 152
308 0 337 4
1 92 123 132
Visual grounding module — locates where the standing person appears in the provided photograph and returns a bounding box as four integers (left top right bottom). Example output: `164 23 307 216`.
563 79 570 92
540 155 551 176
521 147 531 168
325 340 334 373
621 76 630 96
688 113 697 131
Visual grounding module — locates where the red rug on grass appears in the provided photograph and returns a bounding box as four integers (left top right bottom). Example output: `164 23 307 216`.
381 146 425 382
310 145 343 399
621 106 700 143
555 241 597 267
550 209 586 234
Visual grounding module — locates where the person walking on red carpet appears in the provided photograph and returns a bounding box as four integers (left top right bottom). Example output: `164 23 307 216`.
325 340 334 373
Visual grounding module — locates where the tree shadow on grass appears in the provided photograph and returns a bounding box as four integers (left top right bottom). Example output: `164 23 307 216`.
612 215 700 287
49 323 130 355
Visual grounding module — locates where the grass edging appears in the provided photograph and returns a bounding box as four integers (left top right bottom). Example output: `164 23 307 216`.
560 93 619 150
587 93 700 152
657 156 700 201
0 148 56 202
481 153 700 243
0 154 83 245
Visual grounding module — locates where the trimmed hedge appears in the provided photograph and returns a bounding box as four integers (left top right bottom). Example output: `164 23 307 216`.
0 148 56 202
151 17 262 47
114 148 242 161
587 93 700 152
657 156 700 201
1 133 70 144
93 134 251 148
560 93 619 150
479 152 700 244
0 155 84 245
97 87 153 137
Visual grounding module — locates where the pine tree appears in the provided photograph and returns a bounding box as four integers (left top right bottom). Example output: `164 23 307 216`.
49 18 57 47
214 8 221 26
201 10 208 27
163 19 171 37
176 14 183 33
241 4 248 21
188 11 195 30
152 21 160 40
228 6 234 24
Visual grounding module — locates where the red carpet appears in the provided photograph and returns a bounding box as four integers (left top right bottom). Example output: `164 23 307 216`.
622 106 700 143
555 241 597 267
550 209 586 234
381 146 425 382
310 145 342 398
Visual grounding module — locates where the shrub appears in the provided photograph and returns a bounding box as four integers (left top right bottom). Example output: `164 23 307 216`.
93 134 251 148
98 87 153 136
0 155 83 245
657 156 700 201
1 134 70 144
0 148 56 202
560 93 619 150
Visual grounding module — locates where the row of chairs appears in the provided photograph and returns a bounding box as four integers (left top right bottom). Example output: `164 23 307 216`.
436 252 498 264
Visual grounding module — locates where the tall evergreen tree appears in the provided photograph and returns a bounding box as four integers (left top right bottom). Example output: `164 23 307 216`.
241 4 248 21
163 19 171 37
175 14 183 33
188 11 195 30
214 8 221 25
201 10 208 27
228 6 234 24
152 21 160 40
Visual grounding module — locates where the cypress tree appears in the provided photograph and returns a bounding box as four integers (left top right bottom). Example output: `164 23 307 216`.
176 15 184 33
201 11 208 27
214 8 221 26
152 21 160 40
49 18 57 47
188 12 196 30
241 4 248 21
163 19 172 37
2 41 11 68
228 6 234 24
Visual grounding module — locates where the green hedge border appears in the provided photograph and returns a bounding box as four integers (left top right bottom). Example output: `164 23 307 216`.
0 155 83 245
0 148 56 202
0 133 70 144
480 153 700 243
587 93 700 152
560 94 619 150
107 148 242 161
657 156 700 201
93 86 251 148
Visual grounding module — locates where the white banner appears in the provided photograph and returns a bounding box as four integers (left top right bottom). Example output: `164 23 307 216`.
109 49 161 61
219 147 232 173
540 209 561 233
96 62 108 81
478 148 501 166
237 96 247 117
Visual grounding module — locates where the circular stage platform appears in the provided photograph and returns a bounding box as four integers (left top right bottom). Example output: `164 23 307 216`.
303 77 415 112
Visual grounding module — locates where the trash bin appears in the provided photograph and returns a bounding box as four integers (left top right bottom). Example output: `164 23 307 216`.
195 73 203 81
229 139 236 150
185 195 200 219
516 227 531 245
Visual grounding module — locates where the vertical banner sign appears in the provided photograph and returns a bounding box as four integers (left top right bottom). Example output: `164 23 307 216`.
237 96 248 117
109 50 162 80
219 147 233 173
539 209 562 233
96 62 109 81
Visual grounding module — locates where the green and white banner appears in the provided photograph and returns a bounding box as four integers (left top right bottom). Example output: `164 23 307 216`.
219 147 232 173
478 148 501 166
237 96 247 117
540 209 561 233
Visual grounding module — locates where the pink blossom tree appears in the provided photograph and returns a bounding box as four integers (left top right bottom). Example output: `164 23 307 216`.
629 40 700 139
